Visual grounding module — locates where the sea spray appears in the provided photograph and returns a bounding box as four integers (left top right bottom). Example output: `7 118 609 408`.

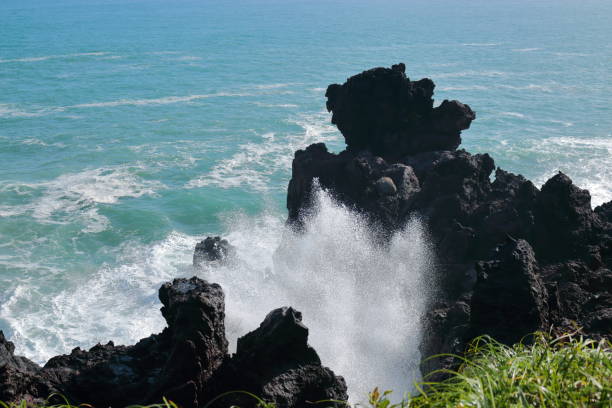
0 186 433 402
202 186 435 401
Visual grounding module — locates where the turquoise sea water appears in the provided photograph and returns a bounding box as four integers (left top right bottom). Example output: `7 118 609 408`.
1 0 611 398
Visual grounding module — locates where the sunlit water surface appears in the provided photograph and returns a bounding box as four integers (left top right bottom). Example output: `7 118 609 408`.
1 0 611 401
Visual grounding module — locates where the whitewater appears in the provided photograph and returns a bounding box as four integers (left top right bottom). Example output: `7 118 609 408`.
1 0 611 402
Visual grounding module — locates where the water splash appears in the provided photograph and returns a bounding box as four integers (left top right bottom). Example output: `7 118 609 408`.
203 186 434 401
0 186 433 402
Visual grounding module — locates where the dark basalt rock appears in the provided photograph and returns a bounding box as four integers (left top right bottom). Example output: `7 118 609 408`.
193 236 235 266
325 63 474 159
595 200 612 223
534 172 602 262
206 307 347 407
471 239 548 344
0 278 346 407
4 63 611 405
235 307 320 366
288 63 612 377
288 144 421 231
0 332 53 403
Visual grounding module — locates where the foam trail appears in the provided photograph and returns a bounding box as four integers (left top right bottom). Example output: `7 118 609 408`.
512 48 541 52
462 42 499 47
0 165 163 232
434 70 507 79
186 111 341 191
0 52 108 63
202 186 434 402
70 92 251 109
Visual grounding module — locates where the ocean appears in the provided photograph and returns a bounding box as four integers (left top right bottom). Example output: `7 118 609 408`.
1 0 611 400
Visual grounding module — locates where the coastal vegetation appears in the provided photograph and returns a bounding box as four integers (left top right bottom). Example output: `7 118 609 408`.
369 333 612 408
3 333 610 408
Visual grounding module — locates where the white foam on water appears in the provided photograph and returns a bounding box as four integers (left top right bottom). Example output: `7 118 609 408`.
547 119 573 127
20 138 66 147
429 62 460 67
0 205 26 217
253 102 299 108
69 92 251 109
186 112 341 191
0 104 47 118
0 231 195 363
543 136 612 150
0 103 69 118
498 84 553 92
438 85 490 91
499 111 526 118
462 43 499 47
0 165 163 232
3 88 291 117
530 136 612 207
253 83 294 89
552 52 591 57
202 187 434 402
438 84 553 93
512 48 541 52
0 52 108 63
1 187 433 403
174 56 203 61
434 70 508 79
126 141 204 169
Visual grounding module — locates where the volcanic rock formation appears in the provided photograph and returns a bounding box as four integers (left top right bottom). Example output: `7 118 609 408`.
288 63 612 376
193 236 235 266
3 63 610 406
0 278 347 407
325 62 475 159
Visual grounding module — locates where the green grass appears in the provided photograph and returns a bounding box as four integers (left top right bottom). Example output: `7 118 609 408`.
2 333 610 408
369 332 612 408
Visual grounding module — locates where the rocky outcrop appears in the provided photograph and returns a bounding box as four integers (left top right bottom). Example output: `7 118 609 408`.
287 64 612 377
0 278 347 407
325 63 475 159
5 62 610 405
193 236 235 266
207 307 347 407
0 333 53 403
471 239 549 344
288 144 422 230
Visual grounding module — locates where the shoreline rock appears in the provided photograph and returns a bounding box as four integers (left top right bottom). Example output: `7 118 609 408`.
3 62 610 405
287 63 612 377
0 278 347 407
325 63 475 159
193 236 236 266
